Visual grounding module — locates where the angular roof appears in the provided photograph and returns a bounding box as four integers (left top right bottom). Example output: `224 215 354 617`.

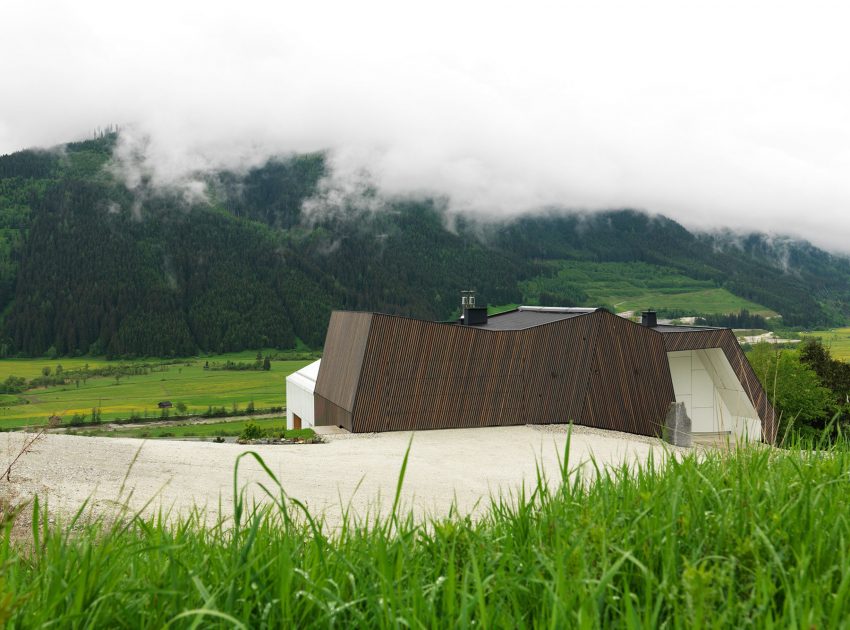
286 358 321 392
464 306 599 330
464 306 729 334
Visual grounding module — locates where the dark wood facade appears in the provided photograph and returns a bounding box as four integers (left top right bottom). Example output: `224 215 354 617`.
313 312 373 431
314 309 777 443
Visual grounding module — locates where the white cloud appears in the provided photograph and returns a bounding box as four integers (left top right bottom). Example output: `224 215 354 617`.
2 0 850 248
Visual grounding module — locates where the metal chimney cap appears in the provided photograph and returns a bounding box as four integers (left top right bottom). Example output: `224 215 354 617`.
641 310 658 327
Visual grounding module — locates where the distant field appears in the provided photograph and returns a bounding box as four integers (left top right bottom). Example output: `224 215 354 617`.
803 328 850 361
521 260 777 316
0 350 313 430
0 356 114 380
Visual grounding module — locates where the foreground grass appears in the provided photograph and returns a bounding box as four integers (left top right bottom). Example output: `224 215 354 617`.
2 438 850 627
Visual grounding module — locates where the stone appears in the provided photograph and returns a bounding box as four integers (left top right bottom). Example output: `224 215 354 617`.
664 401 692 447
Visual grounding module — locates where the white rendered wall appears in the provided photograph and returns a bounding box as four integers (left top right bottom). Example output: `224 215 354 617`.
285 359 320 430
667 349 761 441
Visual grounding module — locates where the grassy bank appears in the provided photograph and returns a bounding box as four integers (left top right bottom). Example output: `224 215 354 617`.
65 417 290 439
2 437 850 626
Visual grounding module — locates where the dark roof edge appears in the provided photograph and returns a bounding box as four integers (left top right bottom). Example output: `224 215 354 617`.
329 308 732 334
652 324 730 333
329 308 604 332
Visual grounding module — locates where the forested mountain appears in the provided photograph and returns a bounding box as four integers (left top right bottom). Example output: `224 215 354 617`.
489 212 834 325
0 133 848 357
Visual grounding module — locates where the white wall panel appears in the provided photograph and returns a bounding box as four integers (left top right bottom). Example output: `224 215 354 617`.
691 362 715 407
668 354 692 395
286 359 320 430
667 349 761 442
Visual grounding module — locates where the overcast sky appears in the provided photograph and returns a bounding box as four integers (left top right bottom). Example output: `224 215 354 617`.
2 1 849 248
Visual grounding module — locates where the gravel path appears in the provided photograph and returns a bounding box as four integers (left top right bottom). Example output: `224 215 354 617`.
1 425 686 529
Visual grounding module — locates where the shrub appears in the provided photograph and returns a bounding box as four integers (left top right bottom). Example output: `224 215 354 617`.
69 413 87 426
239 422 264 441
748 342 834 432
0 375 27 394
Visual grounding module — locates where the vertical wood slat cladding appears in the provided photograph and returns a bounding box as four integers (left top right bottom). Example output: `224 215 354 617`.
315 309 776 444
314 311 373 414
340 310 673 437
521 313 599 425
314 394 354 431
581 313 675 436
354 314 527 432
661 329 777 443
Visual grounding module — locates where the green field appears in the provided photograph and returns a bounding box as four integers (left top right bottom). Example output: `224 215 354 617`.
802 328 850 361
521 260 777 316
0 350 313 430
0 357 117 380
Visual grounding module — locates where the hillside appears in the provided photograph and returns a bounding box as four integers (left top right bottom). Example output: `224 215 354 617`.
0 134 848 357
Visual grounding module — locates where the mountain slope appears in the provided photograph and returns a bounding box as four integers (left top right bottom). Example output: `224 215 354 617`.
489 210 838 325
0 135 848 357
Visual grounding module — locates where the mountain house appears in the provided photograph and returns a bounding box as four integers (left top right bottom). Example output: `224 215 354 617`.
286 303 776 444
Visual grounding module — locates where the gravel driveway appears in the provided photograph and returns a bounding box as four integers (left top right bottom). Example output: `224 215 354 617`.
2 425 684 529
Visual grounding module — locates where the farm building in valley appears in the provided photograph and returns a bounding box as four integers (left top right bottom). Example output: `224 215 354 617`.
286 305 777 443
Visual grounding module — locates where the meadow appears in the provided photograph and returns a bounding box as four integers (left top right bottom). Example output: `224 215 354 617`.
2 434 849 626
0 350 313 430
521 260 776 315
801 328 850 361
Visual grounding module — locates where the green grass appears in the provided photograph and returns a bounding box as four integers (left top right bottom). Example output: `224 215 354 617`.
67 417 292 439
3 435 850 626
802 328 850 361
0 351 313 430
487 303 518 316
522 260 777 316
0 357 115 380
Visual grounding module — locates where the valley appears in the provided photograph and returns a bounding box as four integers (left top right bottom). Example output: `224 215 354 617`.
0 350 308 430
2 139 850 630
1 135 850 363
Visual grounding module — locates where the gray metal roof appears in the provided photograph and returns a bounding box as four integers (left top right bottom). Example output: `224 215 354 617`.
459 306 730 333
465 307 598 330
651 324 727 333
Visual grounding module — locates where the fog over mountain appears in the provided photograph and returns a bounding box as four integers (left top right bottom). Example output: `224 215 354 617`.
2 1 849 249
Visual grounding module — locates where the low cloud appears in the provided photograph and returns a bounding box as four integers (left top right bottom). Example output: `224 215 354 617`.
2 1 850 249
